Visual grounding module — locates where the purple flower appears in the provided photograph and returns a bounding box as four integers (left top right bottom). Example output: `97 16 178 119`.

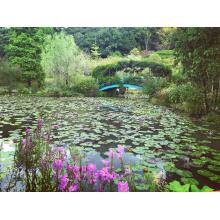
87 163 96 173
53 159 63 171
107 148 115 158
52 124 60 129
69 184 78 192
26 128 31 135
56 146 65 155
117 144 125 158
124 167 131 175
97 167 111 182
22 138 27 145
118 181 129 192
101 159 109 166
37 118 43 129
59 174 68 191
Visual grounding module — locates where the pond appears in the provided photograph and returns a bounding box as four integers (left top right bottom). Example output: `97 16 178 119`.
0 96 220 190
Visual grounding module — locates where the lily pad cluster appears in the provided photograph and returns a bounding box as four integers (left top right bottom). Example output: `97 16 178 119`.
0 96 220 190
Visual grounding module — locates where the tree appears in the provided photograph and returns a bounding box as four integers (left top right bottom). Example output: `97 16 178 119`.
0 58 22 93
64 27 162 57
41 32 82 87
5 28 52 87
90 43 101 58
0 28 10 57
174 27 220 112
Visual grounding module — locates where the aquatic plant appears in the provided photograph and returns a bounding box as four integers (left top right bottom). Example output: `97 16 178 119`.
4 118 168 192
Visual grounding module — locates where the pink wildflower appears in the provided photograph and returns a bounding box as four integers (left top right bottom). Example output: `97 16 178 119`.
53 159 63 171
107 148 115 158
52 124 60 129
59 174 68 191
118 181 129 192
117 144 125 158
87 163 96 173
101 159 109 166
69 184 78 192
22 138 27 145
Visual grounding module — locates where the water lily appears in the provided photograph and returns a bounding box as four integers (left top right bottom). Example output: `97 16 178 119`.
52 124 60 129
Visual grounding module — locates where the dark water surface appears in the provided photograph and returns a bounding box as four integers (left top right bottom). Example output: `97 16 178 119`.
0 96 220 190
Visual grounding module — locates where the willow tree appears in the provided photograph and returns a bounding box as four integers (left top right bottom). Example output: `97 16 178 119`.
41 32 81 87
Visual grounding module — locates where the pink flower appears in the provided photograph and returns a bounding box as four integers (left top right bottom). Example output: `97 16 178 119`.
97 167 111 182
56 146 65 154
101 159 109 166
37 118 43 129
59 174 68 191
22 138 27 145
53 159 63 171
26 128 31 135
52 124 60 129
117 144 125 158
124 167 131 175
107 148 115 158
87 163 96 173
69 184 78 192
118 181 129 192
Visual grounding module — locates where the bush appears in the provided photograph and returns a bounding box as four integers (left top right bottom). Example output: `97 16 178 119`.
130 48 140 56
143 74 168 97
92 59 172 83
0 59 22 93
71 77 98 97
166 83 204 115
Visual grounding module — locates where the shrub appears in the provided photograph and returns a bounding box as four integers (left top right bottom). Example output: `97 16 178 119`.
0 59 22 93
109 51 122 57
166 83 204 115
143 74 168 97
71 77 98 97
130 48 140 56
92 59 172 83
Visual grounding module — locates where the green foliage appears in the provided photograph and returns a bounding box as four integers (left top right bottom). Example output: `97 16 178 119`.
143 75 168 96
65 27 162 57
174 27 220 112
5 27 52 87
92 59 172 83
165 83 204 114
130 48 140 56
0 27 10 57
90 44 101 58
40 87 84 97
41 32 82 87
167 180 213 192
0 58 22 93
168 180 190 192
71 77 98 97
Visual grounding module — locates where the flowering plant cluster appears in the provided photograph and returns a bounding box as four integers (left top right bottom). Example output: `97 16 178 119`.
52 144 130 192
10 119 132 192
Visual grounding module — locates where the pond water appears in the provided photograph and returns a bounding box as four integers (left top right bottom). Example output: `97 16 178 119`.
0 96 220 190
